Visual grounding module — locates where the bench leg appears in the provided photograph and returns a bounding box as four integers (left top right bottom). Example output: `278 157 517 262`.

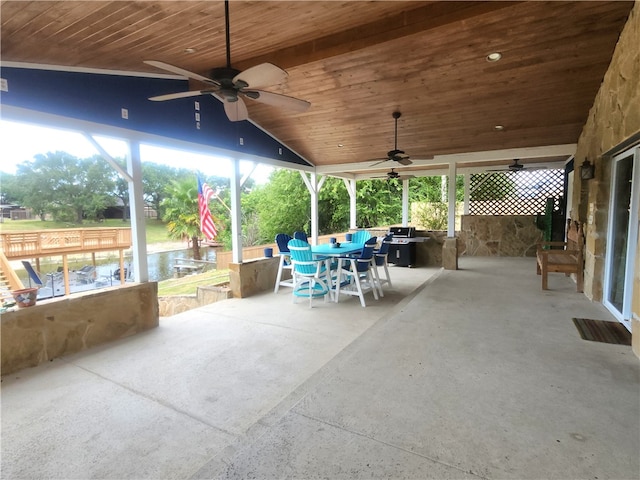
576 267 584 293
541 272 549 290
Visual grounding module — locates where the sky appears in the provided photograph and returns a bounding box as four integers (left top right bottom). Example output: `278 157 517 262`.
0 120 274 183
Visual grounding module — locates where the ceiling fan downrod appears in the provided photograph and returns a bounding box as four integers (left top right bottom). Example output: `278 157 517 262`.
224 0 231 69
393 111 401 150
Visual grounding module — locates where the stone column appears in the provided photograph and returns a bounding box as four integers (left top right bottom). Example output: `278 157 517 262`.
442 237 458 270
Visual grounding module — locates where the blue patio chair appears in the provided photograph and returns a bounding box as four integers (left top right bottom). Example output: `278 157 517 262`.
373 233 394 292
274 233 294 293
334 237 379 307
349 230 371 245
293 231 308 242
287 238 332 307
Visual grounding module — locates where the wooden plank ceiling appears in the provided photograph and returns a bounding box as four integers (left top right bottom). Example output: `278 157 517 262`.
0 1 634 177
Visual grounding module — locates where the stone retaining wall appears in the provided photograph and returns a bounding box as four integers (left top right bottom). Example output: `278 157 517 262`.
1 283 159 376
158 285 232 317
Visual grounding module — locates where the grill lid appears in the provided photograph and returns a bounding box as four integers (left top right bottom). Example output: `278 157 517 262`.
389 227 415 238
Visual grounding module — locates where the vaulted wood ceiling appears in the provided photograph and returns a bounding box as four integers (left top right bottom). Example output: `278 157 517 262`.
1 1 634 178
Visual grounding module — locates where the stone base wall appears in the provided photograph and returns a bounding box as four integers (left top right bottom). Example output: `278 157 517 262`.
414 231 445 267
459 215 543 257
1 283 159 376
158 285 232 317
229 257 280 298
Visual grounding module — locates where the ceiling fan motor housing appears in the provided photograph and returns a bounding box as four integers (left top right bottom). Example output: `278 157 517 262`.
210 67 242 101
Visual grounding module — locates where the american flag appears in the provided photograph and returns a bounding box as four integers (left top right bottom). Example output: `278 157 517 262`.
197 176 218 240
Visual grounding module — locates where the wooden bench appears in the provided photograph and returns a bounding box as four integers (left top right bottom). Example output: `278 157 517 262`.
536 219 584 292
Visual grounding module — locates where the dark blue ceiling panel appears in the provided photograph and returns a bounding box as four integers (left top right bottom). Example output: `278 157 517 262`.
0 66 311 167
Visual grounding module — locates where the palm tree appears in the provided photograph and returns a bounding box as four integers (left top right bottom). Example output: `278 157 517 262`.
161 178 205 260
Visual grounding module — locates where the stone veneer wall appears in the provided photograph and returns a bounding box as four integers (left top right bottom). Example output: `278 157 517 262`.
1 283 159 375
458 215 543 257
570 2 639 356
572 1 639 304
229 257 280 298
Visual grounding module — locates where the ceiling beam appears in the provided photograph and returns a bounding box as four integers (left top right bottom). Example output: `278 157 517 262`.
234 1 521 71
316 144 577 175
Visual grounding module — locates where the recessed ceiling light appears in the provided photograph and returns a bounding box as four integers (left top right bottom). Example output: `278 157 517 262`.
184 48 196 53
486 52 502 62
494 125 505 131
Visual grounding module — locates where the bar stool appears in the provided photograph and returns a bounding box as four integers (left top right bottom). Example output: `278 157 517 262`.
274 233 294 293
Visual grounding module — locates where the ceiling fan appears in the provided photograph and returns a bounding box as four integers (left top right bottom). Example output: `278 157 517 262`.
374 168 415 181
144 0 310 122
370 111 413 167
487 159 547 172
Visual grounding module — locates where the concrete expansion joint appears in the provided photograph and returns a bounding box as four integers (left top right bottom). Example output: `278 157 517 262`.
71 362 235 436
293 410 488 479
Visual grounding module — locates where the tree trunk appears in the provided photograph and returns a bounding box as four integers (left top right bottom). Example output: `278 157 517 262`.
191 236 201 260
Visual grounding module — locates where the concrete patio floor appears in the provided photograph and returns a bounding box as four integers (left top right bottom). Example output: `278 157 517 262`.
1 257 638 479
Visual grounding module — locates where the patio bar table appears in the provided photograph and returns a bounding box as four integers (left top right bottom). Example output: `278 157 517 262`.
311 242 367 302
311 242 364 257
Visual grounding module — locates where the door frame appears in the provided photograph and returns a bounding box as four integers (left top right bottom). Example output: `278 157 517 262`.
603 145 639 331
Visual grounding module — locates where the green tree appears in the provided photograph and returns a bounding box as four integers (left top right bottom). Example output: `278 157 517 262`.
250 169 310 243
161 178 205 259
318 176 351 233
469 172 516 200
114 176 130 221
16 152 115 223
354 179 402 228
142 162 194 219
0 172 21 205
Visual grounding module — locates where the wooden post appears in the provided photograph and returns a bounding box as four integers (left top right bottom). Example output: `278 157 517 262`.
119 250 125 284
62 254 70 295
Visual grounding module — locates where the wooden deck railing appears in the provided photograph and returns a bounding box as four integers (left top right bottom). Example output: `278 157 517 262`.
0 228 131 260
0 249 25 292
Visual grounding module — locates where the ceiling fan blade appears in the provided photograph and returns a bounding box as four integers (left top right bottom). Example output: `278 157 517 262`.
223 97 249 122
397 175 415 180
370 158 390 167
234 63 288 89
148 90 213 102
144 60 219 86
243 90 310 112
396 158 413 166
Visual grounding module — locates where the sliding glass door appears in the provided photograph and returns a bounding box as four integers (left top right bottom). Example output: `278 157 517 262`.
603 146 639 331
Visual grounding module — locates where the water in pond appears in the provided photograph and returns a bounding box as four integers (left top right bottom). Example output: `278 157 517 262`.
17 247 218 288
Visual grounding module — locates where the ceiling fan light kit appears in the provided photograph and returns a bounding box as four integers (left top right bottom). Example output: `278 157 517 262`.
144 0 310 122
373 168 415 181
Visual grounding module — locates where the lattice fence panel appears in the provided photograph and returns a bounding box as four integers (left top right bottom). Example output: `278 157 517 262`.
469 169 564 215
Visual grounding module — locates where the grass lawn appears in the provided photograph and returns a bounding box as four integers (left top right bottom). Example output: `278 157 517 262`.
158 269 230 296
0 218 172 245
